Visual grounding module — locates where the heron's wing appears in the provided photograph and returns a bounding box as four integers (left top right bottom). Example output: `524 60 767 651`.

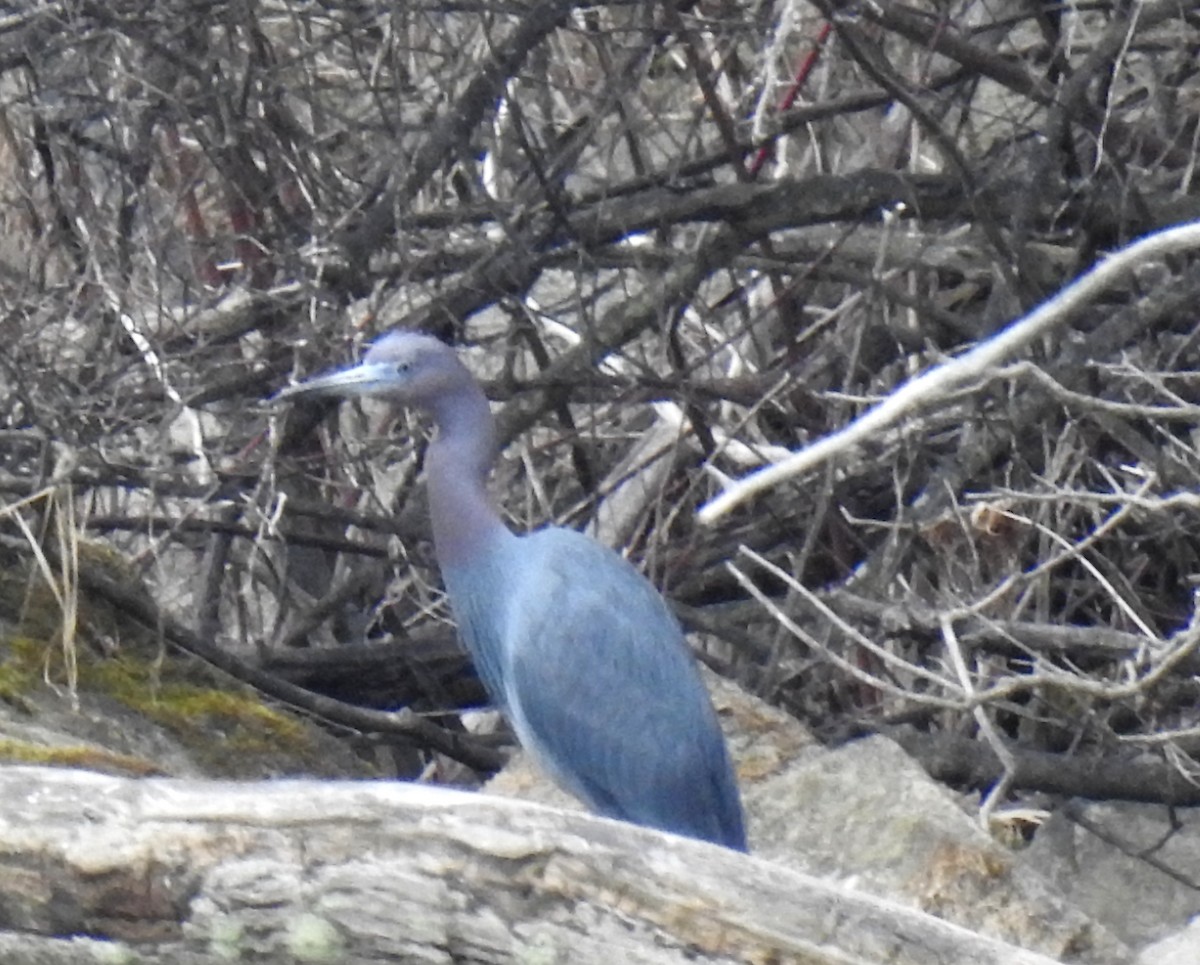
503 528 744 849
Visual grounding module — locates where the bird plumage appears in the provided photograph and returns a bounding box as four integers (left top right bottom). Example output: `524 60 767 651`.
279 331 746 850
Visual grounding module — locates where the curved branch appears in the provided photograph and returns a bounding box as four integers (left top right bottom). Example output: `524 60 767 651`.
698 220 1200 524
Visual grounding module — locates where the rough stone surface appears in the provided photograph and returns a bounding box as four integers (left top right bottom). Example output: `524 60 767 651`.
1136 916 1200 965
1022 801 1200 949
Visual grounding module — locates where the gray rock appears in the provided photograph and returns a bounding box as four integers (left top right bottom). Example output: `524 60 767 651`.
1022 801 1200 950
1137 916 1200 965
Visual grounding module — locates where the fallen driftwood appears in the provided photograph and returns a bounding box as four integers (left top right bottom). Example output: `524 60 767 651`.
0 766 1063 964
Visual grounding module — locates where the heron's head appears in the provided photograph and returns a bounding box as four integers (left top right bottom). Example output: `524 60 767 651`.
276 331 470 409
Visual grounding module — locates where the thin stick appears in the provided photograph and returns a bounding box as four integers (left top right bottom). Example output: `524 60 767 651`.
941 615 1013 830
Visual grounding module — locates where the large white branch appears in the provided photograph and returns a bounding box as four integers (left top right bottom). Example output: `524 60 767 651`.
0 767 1063 964
697 221 1200 525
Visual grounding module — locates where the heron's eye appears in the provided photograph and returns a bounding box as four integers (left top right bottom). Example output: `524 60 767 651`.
395 362 411 376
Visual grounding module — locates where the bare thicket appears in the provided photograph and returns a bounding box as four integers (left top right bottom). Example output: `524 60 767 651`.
1 0 1200 811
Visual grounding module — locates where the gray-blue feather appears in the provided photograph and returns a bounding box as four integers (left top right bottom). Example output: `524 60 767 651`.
440 528 521 712
279 331 747 851
447 527 744 848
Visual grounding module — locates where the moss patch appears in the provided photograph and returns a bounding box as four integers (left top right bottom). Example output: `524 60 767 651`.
0 737 161 776
0 633 324 778
0 636 51 710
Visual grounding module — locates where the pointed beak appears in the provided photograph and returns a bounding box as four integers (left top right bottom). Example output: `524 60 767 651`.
274 362 396 403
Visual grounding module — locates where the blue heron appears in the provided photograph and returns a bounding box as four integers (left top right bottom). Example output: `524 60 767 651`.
279 331 746 850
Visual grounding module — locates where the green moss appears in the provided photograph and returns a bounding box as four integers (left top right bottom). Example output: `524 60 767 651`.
206 918 246 960
83 941 138 965
0 636 50 708
79 652 315 769
129 681 307 752
0 631 320 777
0 737 161 776
0 539 357 779
0 654 34 704
285 913 345 961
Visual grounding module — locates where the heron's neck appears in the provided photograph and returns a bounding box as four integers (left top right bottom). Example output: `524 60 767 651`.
425 383 510 568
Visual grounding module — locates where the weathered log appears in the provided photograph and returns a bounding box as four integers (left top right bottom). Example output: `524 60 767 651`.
0 766 1063 964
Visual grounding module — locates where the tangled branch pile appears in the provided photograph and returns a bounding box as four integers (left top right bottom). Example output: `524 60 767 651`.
0 0 1199 807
